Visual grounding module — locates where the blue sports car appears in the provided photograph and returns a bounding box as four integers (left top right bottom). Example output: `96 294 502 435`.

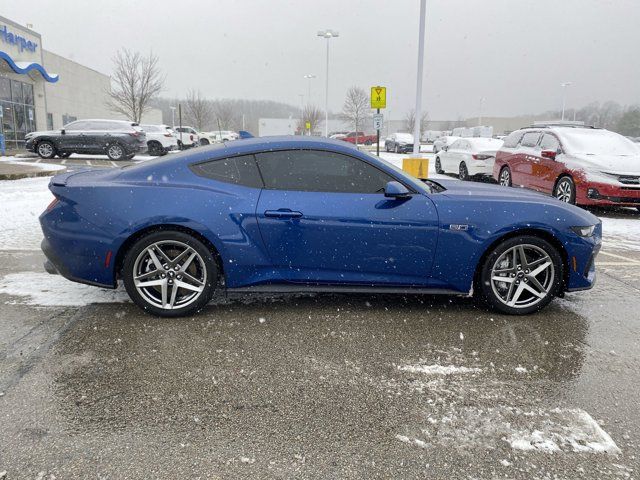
40 136 601 317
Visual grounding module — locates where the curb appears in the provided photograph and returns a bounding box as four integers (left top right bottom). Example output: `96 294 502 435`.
0 167 67 181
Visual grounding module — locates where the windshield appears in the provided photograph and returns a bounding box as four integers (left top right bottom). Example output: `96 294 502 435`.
559 129 640 156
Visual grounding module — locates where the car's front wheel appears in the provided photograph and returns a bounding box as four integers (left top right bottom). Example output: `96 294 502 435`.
123 231 217 317
36 141 56 159
499 166 512 187
435 157 444 174
554 176 576 204
479 235 563 315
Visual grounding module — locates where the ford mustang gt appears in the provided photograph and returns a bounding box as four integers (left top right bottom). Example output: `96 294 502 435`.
40 136 601 317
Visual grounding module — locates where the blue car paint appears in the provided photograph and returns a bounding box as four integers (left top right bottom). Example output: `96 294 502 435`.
40 136 601 295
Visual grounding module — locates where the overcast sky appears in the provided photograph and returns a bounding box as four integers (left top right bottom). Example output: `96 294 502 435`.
4 0 639 120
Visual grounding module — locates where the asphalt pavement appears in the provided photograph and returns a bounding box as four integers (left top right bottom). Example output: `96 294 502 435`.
0 240 639 478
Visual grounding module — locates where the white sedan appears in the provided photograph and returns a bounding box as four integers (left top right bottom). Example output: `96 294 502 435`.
435 137 504 180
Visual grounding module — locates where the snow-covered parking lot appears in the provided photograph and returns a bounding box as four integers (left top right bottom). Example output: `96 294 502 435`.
1 167 640 478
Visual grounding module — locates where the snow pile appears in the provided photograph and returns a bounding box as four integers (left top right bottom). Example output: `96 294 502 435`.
0 177 53 250
398 363 481 375
0 272 128 306
395 406 620 454
600 216 640 252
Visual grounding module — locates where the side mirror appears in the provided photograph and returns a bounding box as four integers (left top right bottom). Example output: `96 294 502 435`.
60 129 66 135
541 150 556 160
384 181 410 199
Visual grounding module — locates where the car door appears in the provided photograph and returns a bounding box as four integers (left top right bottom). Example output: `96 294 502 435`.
442 140 462 172
82 121 110 153
532 133 562 193
255 149 439 286
58 121 89 151
512 131 541 188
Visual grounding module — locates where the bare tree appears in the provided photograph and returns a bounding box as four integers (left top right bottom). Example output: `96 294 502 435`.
341 86 370 144
106 49 165 123
297 105 324 134
404 109 429 139
185 89 213 131
212 100 239 131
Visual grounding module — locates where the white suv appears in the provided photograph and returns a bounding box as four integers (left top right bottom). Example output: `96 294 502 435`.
174 126 200 149
140 124 178 156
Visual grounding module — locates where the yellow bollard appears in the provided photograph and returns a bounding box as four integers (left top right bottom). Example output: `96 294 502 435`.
402 157 429 179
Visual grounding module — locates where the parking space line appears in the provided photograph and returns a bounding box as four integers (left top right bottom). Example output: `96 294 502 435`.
60 160 66 165
35 158 42 163
110 161 117 167
85 160 91 166
599 251 640 263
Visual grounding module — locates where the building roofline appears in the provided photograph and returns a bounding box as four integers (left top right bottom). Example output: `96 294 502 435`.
0 15 42 39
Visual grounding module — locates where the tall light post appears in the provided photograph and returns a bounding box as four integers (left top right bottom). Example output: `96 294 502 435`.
412 0 427 155
478 97 485 126
317 30 339 137
560 82 572 121
170 106 176 129
303 74 316 106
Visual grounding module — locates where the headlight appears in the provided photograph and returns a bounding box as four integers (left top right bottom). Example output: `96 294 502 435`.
571 225 596 237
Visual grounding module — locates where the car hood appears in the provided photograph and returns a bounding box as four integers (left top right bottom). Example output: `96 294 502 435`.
435 179 548 201
26 130 59 138
565 153 640 175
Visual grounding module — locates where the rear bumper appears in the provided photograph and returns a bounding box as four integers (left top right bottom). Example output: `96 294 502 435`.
41 237 115 288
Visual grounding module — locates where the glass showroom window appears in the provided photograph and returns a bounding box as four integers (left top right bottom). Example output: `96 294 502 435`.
0 77 36 150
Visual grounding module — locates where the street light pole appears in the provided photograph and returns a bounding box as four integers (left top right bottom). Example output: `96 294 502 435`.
317 30 339 137
560 82 572 121
303 74 316 106
412 0 426 156
170 106 176 129
478 97 485 127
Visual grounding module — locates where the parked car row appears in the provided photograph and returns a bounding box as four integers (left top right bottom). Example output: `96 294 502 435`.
25 119 244 160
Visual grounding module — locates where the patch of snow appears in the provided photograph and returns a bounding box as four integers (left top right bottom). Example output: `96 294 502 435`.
515 366 528 373
0 177 53 250
397 364 482 375
0 272 129 306
500 459 511 467
600 216 640 252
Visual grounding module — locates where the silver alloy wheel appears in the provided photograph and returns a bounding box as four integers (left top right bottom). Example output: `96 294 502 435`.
38 142 53 157
108 144 124 160
499 168 511 186
555 178 573 203
133 240 207 310
490 244 555 309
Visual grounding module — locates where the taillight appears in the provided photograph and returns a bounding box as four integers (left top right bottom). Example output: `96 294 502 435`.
164 132 173 137
46 198 59 212
129 131 140 137
472 154 492 160
190 134 194 141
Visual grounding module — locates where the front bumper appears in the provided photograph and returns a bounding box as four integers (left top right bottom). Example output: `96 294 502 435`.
577 182 640 207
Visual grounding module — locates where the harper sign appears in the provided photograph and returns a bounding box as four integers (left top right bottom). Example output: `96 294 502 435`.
0 25 38 53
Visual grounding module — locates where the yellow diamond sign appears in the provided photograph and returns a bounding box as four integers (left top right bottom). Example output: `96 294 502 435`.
370 86 386 109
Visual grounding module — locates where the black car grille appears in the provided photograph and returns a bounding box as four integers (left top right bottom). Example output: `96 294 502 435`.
617 175 640 185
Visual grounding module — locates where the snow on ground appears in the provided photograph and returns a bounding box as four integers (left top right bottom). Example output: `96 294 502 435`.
0 177 53 250
397 363 482 375
600 216 640 251
396 407 620 454
0 271 129 306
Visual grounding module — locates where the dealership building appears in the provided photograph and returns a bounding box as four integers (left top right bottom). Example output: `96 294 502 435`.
0 15 160 152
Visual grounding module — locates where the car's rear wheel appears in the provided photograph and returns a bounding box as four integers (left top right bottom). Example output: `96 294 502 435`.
123 231 217 317
499 166 512 187
36 141 56 159
459 162 469 180
106 143 126 161
147 141 164 156
554 176 576 204
435 157 444 174
479 235 563 315
200 138 210 146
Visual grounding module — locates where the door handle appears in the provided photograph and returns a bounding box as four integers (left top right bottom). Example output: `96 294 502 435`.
264 209 303 219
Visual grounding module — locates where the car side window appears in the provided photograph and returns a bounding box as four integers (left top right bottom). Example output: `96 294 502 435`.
255 150 395 194
503 131 523 148
450 140 461 149
190 154 264 189
521 132 541 148
539 134 560 152
66 121 87 130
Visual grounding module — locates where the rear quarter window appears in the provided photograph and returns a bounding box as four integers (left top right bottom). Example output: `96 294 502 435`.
521 132 541 148
190 154 264 188
503 131 524 148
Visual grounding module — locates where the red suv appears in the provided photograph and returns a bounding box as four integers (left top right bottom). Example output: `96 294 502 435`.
493 125 640 211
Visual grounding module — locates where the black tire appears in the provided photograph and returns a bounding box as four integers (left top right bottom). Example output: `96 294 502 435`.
147 141 164 156
459 162 469 181
364 139 372 146
435 157 444 174
554 176 576 204
478 235 563 315
106 143 126 161
499 166 512 187
58 152 71 159
122 230 218 317
200 138 210 146
36 140 56 159
385 144 389 152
